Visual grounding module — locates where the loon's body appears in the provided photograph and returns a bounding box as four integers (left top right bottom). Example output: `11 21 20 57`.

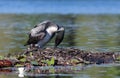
25 20 65 48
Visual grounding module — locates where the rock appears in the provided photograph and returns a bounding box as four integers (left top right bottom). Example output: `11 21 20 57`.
0 60 13 67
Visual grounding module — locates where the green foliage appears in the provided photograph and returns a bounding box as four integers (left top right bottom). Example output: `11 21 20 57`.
0 55 4 60
15 64 24 67
31 61 38 65
116 56 120 63
41 57 55 66
18 55 27 62
19 58 26 62
70 59 79 63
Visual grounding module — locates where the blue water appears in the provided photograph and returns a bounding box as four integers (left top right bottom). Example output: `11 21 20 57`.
0 0 120 14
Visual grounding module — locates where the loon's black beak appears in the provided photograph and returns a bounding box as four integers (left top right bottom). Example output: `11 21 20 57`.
54 27 65 48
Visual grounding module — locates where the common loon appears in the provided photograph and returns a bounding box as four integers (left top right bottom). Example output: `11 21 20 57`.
24 20 65 49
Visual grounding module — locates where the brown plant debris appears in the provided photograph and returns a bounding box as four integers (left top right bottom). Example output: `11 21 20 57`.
0 47 120 67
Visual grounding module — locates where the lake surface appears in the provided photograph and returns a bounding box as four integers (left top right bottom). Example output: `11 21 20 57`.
0 14 119 54
0 64 120 78
0 0 120 14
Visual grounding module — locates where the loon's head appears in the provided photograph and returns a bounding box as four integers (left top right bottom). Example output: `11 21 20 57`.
54 26 65 48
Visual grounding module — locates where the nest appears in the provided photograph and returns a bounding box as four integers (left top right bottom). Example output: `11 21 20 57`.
0 47 120 67
15 47 120 66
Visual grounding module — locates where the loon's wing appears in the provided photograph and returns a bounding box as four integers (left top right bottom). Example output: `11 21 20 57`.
24 31 46 46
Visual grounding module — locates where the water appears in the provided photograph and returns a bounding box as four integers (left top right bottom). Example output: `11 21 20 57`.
0 14 119 53
0 64 120 78
0 0 120 14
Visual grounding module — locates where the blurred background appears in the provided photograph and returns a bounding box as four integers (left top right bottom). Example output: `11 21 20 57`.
0 0 120 54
